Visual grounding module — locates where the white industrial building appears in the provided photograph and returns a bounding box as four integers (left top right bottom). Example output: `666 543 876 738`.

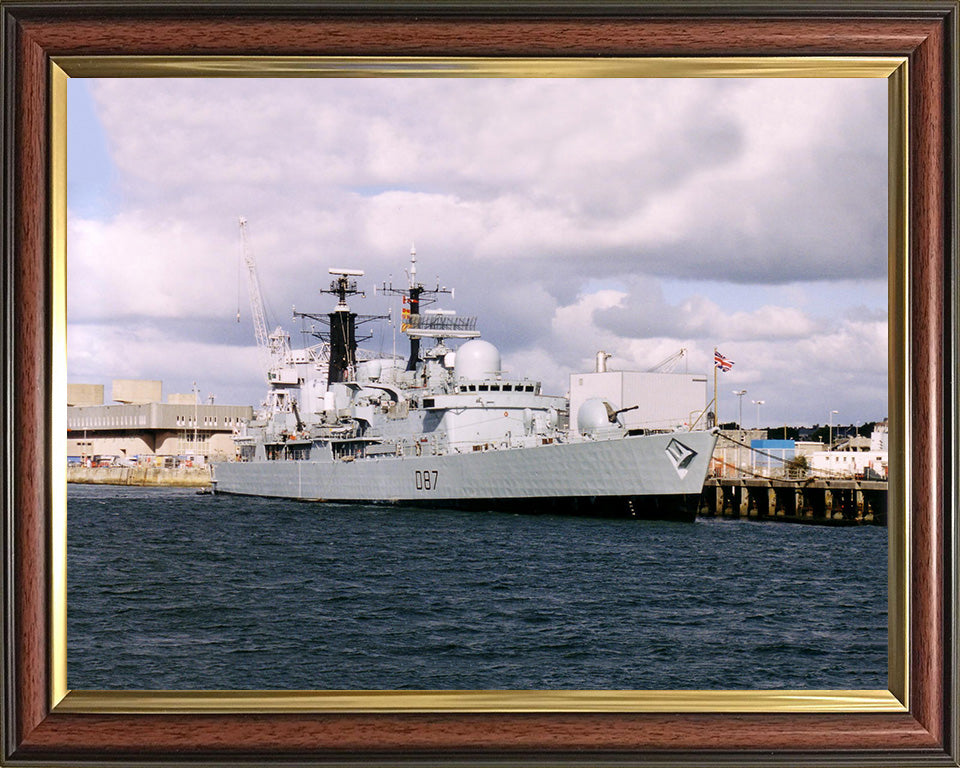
568 360 709 438
809 420 888 479
67 379 253 466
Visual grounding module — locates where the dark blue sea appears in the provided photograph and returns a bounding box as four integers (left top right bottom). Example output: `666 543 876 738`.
67 485 887 690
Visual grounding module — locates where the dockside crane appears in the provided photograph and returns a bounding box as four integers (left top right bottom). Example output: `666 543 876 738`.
237 217 316 421
647 348 688 374
238 216 279 383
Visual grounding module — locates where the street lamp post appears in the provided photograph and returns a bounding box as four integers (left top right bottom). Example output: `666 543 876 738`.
751 399 765 474
733 389 747 477
733 390 747 429
828 409 838 449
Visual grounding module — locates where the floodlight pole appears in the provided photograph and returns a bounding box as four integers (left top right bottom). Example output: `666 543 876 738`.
733 390 747 430
733 389 747 476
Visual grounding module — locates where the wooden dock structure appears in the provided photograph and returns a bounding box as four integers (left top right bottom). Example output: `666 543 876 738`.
699 477 887 526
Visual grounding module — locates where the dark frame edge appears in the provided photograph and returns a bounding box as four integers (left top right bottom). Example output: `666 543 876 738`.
1 4 18 764
944 0 960 763
925 2 960 764
0 1 958 766
0 0 959 20
1 3 8 761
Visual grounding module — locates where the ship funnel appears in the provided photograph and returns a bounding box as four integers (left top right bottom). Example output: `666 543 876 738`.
596 351 612 373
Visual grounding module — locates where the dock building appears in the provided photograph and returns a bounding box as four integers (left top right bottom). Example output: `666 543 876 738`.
809 420 889 479
702 420 889 525
67 379 253 466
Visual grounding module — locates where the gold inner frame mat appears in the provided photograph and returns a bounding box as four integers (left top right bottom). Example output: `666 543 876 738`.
50 55 908 715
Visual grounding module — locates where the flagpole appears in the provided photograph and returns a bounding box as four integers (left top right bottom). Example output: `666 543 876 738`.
713 346 718 428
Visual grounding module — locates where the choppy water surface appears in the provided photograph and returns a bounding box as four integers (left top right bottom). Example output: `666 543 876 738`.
68 485 887 690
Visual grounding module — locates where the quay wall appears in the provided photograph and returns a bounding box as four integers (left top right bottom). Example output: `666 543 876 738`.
67 466 211 488
699 478 887 526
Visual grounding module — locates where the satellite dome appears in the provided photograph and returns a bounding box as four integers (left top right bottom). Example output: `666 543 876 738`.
454 339 501 381
577 398 615 434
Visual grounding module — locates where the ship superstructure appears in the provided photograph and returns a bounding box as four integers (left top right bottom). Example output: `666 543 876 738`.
213 251 717 521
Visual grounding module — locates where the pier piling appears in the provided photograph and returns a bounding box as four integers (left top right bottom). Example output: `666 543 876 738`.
700 477 886 526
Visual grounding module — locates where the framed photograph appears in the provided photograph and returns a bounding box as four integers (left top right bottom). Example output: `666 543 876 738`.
2 2 957 766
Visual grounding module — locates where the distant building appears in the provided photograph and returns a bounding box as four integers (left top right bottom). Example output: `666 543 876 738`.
708 419 887 480
67 383 104 407
67 379 253 466
832 435 873 452
112 378 162 404
809 449 888 479
712 429 766 477
794 440 826 458
749 439 795 473
715 436 824 478
871 419 889 451
809 419 888 479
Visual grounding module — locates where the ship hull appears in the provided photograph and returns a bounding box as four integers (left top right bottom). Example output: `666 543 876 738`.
212 431 716 522
366 494 702 522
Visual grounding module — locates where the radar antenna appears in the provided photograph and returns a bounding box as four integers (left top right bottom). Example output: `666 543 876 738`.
377 245 465 370
294 268 388 384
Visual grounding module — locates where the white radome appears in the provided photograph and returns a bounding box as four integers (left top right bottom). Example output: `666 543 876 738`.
454 339 501 381
577 397 614 434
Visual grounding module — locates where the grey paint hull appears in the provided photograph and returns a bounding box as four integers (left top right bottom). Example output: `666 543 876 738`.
212 431 717 520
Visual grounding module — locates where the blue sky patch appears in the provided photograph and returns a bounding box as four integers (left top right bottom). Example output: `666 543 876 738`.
68 79 118 218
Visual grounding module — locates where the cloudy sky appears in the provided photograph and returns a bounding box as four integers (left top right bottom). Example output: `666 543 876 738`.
67 76 888 428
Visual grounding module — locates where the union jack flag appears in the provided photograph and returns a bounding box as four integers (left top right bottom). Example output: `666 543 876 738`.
714 350 734 372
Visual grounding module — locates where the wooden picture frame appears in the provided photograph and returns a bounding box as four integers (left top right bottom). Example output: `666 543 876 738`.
2 2 957 765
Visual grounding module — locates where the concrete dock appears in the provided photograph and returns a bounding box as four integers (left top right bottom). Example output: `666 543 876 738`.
67 466 212 488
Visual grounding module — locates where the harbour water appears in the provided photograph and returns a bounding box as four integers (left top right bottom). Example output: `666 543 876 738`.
68 485 887 691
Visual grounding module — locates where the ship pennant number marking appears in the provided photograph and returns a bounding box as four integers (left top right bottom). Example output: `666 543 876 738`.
415 470 439 491
665 439 697 480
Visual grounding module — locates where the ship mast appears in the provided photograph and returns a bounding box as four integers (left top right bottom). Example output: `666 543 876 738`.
326 269 363 384
378 245 455 371
294 269 386 385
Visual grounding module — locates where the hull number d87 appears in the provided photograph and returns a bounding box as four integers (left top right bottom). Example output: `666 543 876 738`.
415 470 439 491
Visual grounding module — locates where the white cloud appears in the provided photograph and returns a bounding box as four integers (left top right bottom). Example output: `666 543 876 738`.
68 323 262 405
510 286 888 424
68 212 237 321
550 289 628 365
83 78 885 287
67 76 888 423
593 283 823 343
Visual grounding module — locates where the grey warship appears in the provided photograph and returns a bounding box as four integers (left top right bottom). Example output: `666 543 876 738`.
212 250 718 521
